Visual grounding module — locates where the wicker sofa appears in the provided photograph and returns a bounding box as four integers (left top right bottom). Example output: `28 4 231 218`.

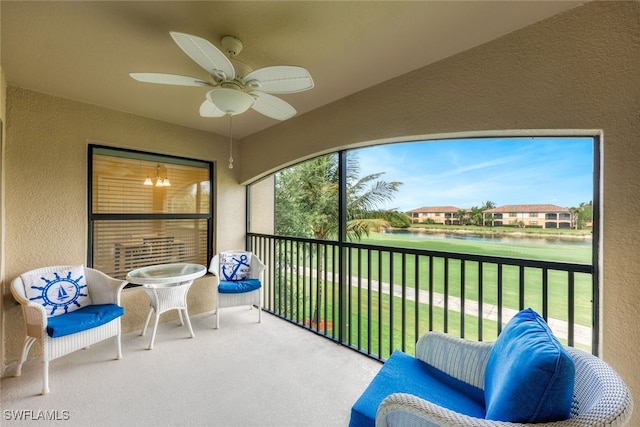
351 310 633 426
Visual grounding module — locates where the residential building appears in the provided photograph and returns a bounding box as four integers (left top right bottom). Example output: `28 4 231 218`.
484 204 573 228
407 206 460 225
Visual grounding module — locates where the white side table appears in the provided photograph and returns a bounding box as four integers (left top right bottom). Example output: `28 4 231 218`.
126 263 206 349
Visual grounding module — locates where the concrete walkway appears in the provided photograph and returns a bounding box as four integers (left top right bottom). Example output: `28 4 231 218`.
296 267 593 347
355 278 592 348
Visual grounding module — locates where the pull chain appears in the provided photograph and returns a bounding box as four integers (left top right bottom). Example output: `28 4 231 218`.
228 115 234 169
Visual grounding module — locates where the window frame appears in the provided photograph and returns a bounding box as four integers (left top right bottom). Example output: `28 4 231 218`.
87 144 214 277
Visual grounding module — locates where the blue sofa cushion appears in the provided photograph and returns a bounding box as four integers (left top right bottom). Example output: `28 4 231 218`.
349 350 486 427
218 279 261 294
484 308 575 422
46 304 124 338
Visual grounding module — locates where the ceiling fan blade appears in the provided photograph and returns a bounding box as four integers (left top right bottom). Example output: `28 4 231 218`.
199 99 226 117
244 66 314 94
250 91 297 121
130 73 213 87
170 32 235 81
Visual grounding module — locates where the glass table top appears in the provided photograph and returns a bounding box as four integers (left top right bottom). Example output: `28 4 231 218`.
126 263 207 285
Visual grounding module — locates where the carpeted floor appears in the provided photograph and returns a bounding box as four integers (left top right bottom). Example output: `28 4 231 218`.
1 308 381 426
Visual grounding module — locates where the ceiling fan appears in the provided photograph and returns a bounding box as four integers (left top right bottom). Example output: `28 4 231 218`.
130 31 314 121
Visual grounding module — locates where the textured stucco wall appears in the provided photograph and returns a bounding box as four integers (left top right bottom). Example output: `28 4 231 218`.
239 1 640 421
1 65 6 378
1 88 246 372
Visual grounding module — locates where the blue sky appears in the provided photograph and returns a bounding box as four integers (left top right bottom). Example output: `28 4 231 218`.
352 137 594 212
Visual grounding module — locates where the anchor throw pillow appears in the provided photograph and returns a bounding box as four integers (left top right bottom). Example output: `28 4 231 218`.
22 266 93 317
220 252 252 281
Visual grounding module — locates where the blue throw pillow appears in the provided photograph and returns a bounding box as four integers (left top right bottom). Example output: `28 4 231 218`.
484 308 575 422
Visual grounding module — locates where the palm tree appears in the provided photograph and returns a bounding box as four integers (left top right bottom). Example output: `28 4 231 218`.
275 152 402 324
456 209 469 226
276 152 402 239
480 201 496 226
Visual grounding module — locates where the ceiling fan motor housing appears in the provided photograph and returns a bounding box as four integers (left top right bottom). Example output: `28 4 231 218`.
221 35 243 57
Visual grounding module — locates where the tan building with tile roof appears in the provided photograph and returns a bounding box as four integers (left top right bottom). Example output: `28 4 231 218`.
483 204 572 228
407 206 463 225
407 204 573 228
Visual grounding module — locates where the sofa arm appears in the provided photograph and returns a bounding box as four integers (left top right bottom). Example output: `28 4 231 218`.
10 277 48 338
20 303 49 338
415 331 493 390
377 393 513 427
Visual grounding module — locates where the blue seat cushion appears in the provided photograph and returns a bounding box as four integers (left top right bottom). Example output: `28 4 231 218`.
349 350 486 427
46 304 124 338
484 308 575 423
218 279 261 294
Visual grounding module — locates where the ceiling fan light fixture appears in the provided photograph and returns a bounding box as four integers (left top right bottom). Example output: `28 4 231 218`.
207 88 254 115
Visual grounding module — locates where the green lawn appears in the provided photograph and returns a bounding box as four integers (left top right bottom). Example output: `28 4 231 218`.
271 230 594 356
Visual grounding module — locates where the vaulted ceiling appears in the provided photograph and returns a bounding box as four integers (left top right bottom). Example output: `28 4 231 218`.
1 1 584 139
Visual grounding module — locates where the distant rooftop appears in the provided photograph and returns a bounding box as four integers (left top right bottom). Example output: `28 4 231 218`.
407 206 461 213
408 204 569 213
484 204 569 213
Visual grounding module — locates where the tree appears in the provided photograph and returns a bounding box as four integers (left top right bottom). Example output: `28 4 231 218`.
480 201 496 226
570 201 593 229
275 152 402 324
469 206 484 226
481 200 496 210
368 210 412 228
276 152 403 239
456 209 469 226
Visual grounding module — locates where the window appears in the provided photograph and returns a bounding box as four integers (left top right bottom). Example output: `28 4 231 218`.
88 145 213 280
248 135 599 353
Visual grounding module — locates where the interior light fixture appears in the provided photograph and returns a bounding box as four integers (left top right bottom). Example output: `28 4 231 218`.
144 164 171 187
206 88 254 115
202 88 254 170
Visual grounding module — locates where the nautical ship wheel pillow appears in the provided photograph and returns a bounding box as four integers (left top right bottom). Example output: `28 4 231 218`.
22 266 93 317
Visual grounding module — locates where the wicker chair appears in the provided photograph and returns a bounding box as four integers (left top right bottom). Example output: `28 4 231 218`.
10 265 126 394
208 251 265 328
376 332 633 427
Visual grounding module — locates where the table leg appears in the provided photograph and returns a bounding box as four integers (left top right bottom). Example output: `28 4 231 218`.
141 306 153 336
183 308 195 338
148 311 160 350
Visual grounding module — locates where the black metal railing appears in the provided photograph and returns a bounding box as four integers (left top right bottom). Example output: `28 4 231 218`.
248 233 595 360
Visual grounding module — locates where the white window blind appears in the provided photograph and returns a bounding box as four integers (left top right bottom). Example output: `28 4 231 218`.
89 146 212 280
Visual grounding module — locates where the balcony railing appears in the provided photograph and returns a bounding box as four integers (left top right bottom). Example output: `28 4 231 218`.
248 233 596 360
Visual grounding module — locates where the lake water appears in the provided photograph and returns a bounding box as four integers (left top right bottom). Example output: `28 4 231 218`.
384 229 592 247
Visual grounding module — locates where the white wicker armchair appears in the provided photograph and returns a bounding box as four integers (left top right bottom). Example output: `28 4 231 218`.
10 265 126 395
376 332 633 427
209 251 265 328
